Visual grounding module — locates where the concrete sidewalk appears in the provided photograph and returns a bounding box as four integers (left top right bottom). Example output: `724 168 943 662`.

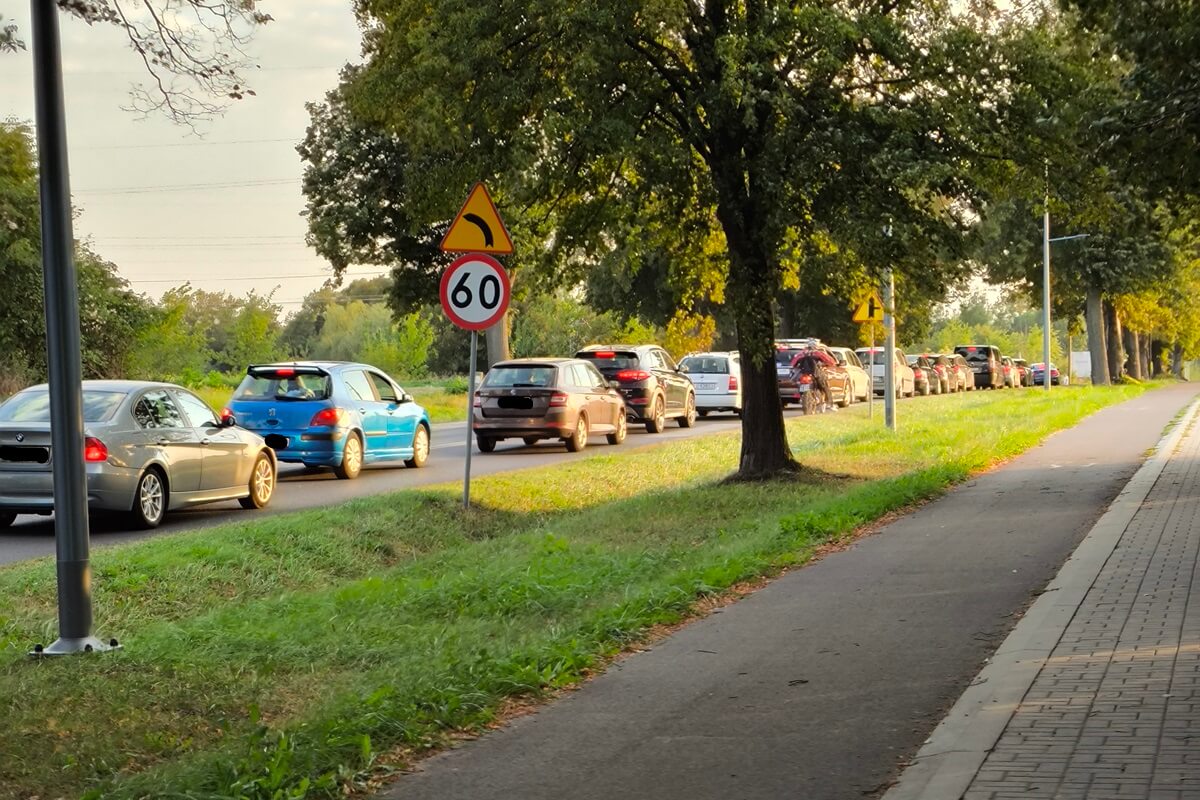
380 384 1199 800
889 395 1200 800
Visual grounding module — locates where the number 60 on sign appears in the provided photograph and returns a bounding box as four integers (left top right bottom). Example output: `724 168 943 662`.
439 253 511 331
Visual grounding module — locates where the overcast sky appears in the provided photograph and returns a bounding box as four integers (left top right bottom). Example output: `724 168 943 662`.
0 1 386 314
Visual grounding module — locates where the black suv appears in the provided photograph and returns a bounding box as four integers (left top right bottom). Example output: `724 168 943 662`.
575 345 696 433
955 344 1003 389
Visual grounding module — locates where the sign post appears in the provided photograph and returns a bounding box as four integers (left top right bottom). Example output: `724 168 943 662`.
883 271 897 432
438 253 512 508
852 291 886 422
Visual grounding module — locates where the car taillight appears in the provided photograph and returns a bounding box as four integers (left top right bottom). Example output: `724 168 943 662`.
308 407 346 427
549 392 568 407
615 369 651 382
473 393 481 408
913 368 923 378
799 374 813 384
84 437 107 463
728 375 738 391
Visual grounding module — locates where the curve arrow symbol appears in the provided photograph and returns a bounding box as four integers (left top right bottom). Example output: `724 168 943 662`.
463 213 495 247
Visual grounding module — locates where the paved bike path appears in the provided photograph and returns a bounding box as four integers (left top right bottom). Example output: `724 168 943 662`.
381 384 1200 800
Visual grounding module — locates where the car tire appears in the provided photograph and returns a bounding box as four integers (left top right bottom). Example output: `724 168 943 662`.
405 424 430 468
678 393 697 428
0 511 14 529
839 387 852 408
130 467 167 529
477 435 497 453
607 412 627 445
334 432 364 480
523 436 540 447
565 414 588 452
239 451 276 510
645 395 666 434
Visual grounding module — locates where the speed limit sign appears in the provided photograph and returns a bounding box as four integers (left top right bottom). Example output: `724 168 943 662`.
439 253 511 331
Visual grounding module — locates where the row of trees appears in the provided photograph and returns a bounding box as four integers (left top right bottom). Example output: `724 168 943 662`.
296 0 1200 477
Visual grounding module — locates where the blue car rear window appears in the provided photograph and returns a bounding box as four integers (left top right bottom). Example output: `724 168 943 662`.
234 373 331 401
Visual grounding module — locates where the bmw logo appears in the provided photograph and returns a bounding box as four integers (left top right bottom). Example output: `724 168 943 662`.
14 433 24 443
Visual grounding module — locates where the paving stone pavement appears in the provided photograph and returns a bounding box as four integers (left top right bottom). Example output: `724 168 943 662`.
963 411 1200 800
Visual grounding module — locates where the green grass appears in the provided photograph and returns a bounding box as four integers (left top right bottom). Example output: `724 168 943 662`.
190 385 466 424
0 385 1147 799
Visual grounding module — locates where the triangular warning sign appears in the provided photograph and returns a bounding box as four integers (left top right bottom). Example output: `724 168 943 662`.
852 292 886 323
439 182 514 255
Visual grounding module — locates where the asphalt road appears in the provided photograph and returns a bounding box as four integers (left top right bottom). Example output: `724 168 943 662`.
0 405 811 566
380 383 1200 800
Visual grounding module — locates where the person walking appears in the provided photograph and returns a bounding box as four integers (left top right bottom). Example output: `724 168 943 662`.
791 341 838 413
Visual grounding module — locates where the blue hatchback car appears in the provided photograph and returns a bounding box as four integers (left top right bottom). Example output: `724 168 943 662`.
226 362 431 479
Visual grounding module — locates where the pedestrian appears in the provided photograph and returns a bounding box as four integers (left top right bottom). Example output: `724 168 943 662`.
791 341 838 412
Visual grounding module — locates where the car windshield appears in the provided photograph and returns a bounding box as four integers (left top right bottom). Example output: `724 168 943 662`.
858 350 889 365
959 347 990 364
0 389 125 423
483 366 558 388
234 372 331 401
775 349 804 367
576 351 639 371
682 356 728 374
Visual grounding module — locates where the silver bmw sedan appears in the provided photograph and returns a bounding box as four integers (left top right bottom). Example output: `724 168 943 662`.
0 381 277 529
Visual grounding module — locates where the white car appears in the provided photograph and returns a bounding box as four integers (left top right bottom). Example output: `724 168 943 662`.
828 346 871 402
679 352 742 416
855 347 916 398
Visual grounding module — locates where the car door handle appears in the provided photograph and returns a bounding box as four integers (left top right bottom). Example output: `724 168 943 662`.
201 439 210 446
155 438 169 446
359 408 367 414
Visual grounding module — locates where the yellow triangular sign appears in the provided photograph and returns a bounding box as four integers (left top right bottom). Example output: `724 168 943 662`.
852 292 886 323
439 182 514 255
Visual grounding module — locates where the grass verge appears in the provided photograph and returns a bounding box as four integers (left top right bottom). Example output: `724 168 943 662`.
0 385 1147 799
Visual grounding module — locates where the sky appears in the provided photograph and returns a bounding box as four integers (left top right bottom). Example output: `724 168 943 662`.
0 0 387 315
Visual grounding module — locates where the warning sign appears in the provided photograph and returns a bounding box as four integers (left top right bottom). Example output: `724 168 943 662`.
439 182 514 255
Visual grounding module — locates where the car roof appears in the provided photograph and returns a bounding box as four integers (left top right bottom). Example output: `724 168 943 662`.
251 360 360 371
492 358 575 366
682 351 736 359
19 380 179 393
577 344 655 353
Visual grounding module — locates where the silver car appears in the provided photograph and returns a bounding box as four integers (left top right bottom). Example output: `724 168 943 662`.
0 381 277 529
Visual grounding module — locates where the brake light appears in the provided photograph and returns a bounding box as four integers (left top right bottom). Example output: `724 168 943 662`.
220 407 234 422
615 369 651 382
308 407 346 427
913 368 924 378
549 392 569 407
799 374 813 384
473 393 481 408
272 368 295 377
592 351 615 358
728 375 738 391
84 437 107 463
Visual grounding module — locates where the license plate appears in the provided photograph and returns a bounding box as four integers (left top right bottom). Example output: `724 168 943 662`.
797 384 811 393
695 383 716 390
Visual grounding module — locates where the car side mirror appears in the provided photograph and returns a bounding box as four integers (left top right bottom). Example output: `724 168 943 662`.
678 365 689 373
399 392 413 404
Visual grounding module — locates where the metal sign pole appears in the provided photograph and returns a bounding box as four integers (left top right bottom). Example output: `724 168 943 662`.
29 0 113 656
869 326 875 420
883 271 897 432
463 330 478 509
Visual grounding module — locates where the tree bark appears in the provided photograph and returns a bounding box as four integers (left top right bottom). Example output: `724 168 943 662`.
1143 335 1152 379
1151 340 1165 377
1085 285 1110 385
1104 299 1124 381
1123 327 1143 380
1172 343 1185 379
484 312 511 367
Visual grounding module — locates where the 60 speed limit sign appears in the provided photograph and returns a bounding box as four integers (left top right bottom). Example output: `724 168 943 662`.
439 253 511 331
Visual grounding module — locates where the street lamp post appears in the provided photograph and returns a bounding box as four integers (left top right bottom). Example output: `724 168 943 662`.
1043 194 1052 392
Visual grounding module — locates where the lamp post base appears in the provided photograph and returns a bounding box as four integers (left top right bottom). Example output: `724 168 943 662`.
30 636 120 657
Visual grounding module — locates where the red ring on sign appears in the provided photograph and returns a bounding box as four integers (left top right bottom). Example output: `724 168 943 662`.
439 253 511 331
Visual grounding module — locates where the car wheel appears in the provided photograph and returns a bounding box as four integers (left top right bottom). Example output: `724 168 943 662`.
405 424 430 468
645 396 666 434
565 414 589 452
335 432 364 480
130 467 167 529
523 436 540 447
0 511 14 529
839 386 852 408
678 393 697 428
607 412 627 445
239 452 276 509
477 435 497 453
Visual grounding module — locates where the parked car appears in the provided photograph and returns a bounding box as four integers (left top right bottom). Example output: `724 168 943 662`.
828 346 871 402
228 362 431 480
473 358 626 452
856 347 916 397
946 353 973 392
776 340 853 408
1000 356 1021 389
1012 358 1034 387
907 355 939 396
1030 362 1062 386
923 354 955 394
679 352 742 416
575 345 695 432
0 381 277 529
955 345 1003 390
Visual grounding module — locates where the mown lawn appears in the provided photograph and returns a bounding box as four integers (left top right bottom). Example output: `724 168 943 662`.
0 385 1148 799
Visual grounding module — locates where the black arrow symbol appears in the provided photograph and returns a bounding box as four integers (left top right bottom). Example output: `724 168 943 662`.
463 213 494 247
868 297 877 318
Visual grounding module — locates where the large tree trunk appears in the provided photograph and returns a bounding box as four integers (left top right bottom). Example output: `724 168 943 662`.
1151 340 1165 377
1085 285 1110 385
1104 299 1124 381
484 312 511 367
1123 328 1143 380
1143 335 1153 379
1172 343 1185 379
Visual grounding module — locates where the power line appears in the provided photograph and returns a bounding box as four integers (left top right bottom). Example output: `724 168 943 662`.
75 138 301 152
126 271 389 284
75 178 299 196
93 234 301 241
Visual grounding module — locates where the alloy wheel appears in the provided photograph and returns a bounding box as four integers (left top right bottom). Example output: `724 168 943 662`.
139 472 164 524
253 457 275 504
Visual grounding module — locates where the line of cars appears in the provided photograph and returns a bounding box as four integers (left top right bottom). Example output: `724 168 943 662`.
0 361 433 529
